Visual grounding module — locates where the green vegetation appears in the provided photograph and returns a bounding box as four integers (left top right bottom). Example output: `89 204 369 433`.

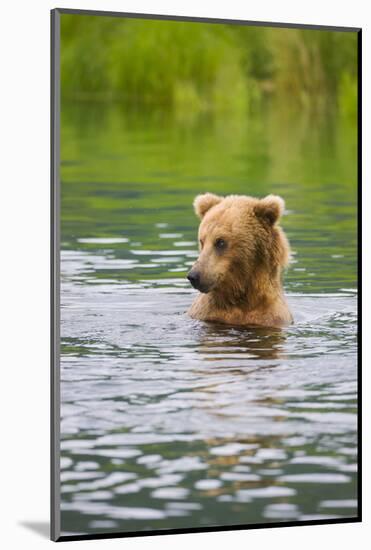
60 14 357 294
60 14 358 114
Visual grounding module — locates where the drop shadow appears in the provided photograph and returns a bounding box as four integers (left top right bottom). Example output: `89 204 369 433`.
19 521 49 539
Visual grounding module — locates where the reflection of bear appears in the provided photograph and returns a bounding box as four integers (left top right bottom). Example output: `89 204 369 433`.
187 193 293 328
196 323 287 363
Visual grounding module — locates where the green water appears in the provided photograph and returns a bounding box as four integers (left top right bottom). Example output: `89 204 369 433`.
61 101 357 292
59 102 358 536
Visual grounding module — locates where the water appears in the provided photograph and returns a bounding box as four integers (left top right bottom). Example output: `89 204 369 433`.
59 102 358 536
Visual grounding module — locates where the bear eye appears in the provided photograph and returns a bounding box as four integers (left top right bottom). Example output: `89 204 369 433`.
215 238 227 251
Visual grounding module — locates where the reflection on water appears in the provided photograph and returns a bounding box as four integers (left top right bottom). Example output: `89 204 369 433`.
60 103 357 536
197 324 287 361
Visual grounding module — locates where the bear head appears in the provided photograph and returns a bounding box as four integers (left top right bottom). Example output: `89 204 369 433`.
187 193 290 305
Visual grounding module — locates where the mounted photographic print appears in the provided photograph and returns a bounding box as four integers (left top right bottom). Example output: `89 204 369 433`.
51 8 361 542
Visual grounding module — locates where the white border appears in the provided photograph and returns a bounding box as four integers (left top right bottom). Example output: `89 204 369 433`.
1 1 368 548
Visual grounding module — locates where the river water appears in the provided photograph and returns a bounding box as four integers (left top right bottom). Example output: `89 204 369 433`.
59 103 358 536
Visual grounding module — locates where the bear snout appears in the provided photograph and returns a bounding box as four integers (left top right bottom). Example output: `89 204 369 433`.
187 269 201 288
187 269 210 293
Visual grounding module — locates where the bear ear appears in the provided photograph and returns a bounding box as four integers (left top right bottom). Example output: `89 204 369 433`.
254 195 285 225
193 193 222 219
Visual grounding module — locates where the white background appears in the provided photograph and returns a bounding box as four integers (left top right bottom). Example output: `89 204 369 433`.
0 0 368 548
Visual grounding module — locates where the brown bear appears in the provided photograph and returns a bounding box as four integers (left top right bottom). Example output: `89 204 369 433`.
187 193 293 328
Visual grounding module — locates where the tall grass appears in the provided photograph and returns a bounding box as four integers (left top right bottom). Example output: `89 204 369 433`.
60 14 357 115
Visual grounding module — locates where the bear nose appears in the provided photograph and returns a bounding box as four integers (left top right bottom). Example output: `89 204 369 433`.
187 270 200 289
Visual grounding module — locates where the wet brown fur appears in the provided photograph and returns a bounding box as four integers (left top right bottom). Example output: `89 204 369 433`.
187 193 293 328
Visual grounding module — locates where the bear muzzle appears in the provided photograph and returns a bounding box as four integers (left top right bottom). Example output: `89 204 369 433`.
187 269 211 293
